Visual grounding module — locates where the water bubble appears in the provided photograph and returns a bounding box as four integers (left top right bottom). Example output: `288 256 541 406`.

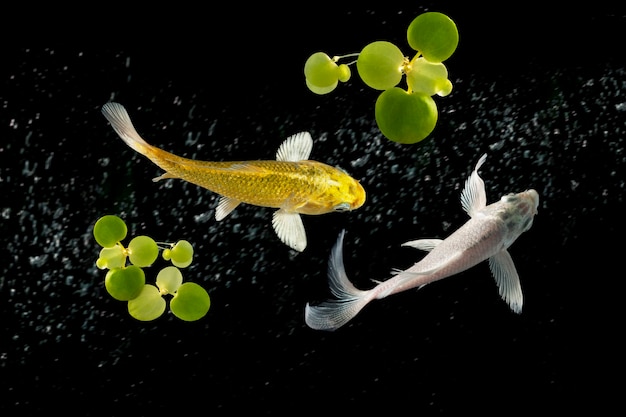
29 254 49 268
44 153 54 170
193 211 212 224
22 161 37 176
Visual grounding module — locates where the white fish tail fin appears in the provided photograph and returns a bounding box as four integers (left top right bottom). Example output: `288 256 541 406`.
101 102 151 155
305 230 375 331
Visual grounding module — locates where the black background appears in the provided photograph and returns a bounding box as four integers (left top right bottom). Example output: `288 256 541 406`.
2 3 625 415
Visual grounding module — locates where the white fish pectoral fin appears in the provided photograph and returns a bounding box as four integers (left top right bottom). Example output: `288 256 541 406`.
401 238 443 251
215 196 241 221
276 132 313 162
272 209 307 251
488 249 523 314
460 153 487 217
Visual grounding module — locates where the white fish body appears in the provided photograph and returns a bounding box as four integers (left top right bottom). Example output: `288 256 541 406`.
305 154 539 331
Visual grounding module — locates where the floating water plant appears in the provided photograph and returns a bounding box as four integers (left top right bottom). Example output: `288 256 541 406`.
93 215 210 321
304 11 459 144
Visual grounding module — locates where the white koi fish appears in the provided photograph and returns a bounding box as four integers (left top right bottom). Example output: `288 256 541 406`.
305 154 539 331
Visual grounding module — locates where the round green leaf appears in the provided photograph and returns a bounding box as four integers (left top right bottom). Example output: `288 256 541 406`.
93 215 127 248
128 284 166 321
104 265 145 301
127 235 159 267
170 282 211 322
407 12 459 63
356 41 405 90
375 87 438 144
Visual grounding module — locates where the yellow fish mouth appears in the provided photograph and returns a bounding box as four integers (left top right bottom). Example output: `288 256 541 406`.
351 181 367 210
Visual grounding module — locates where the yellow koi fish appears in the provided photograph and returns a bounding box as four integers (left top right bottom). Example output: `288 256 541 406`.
101 102 366 252
306 154 539 330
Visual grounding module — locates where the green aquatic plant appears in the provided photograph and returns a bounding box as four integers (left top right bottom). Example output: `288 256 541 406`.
93 215 210 321
304 52 353 94
304 11 458 144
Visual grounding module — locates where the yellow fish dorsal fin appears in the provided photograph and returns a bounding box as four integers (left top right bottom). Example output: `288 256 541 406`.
276 132 313 162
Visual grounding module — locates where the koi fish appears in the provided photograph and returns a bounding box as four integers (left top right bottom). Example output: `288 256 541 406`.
101 102 366 252
305 154 539 330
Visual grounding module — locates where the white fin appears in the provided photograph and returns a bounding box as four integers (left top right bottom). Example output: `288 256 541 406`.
401 238 443 251
488 250 523 314
278 193 307 213
101 102 150 154
215 196 241 221
390 267 439 277
153 172 179 182
305 230 374 331
271 209 307 251
276 132 313 162
378 265 441 298
226 163 268 173
460 153 487 217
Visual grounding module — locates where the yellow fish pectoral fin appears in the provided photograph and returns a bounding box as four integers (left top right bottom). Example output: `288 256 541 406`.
271 209 307 252
215 196 242 221
279 193 309 213
152 172 180 182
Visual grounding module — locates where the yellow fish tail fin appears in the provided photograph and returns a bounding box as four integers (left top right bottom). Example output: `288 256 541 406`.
305 230 376 331
101 102 152 156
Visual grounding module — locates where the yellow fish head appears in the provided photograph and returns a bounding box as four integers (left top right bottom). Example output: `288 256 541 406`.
344 177 367 211
307 167 366 215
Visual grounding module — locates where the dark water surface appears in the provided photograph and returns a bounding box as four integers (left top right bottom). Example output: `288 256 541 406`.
2 5 625 415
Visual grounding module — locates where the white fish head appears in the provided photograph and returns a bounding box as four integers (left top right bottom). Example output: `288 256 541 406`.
498 189 540 246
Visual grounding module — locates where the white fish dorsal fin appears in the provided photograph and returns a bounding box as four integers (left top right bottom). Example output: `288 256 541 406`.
401 238 443 252
488 249 523 314
276 132 313 162
460 153 488 217
272 209 307 251
215 196 241 221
